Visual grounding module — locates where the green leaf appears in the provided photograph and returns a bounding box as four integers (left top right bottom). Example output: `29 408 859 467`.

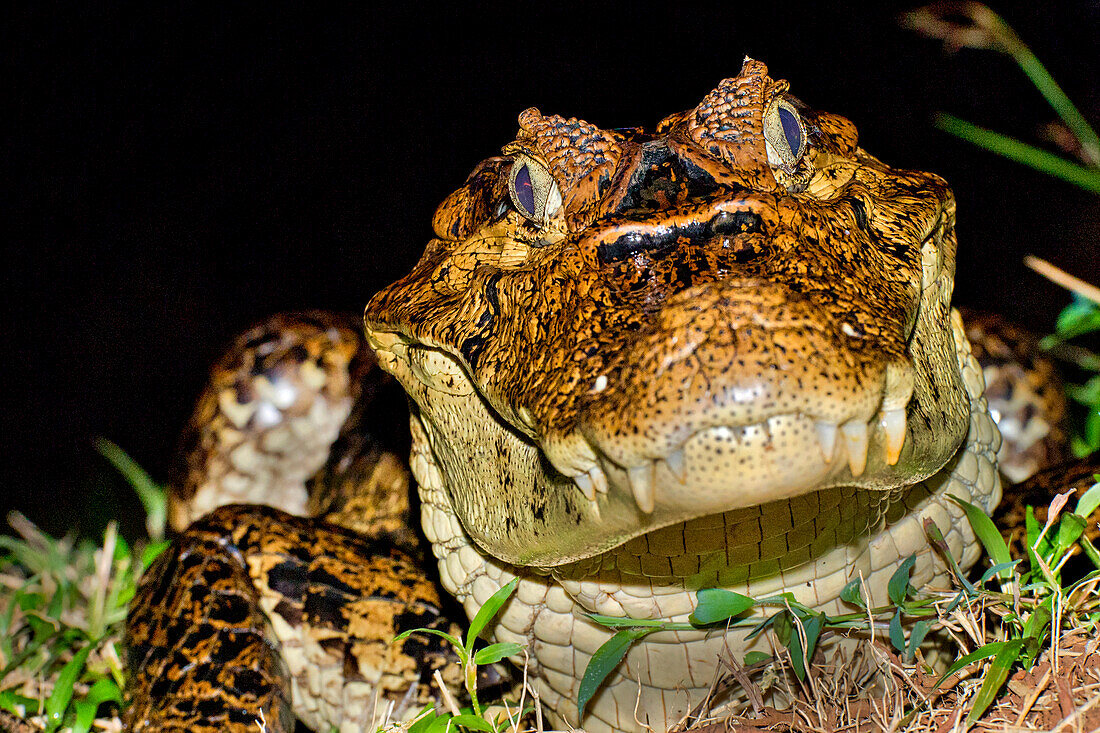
426 714 457 733
689 588 755 625
966 639 1024 723
0 689 39 715
1076 479 1100 521
407 706 438 733
393 627 463 654
44 644 93 732
800 613 824 673
141 540 171 570
888 609 906 653
949 495 1013 580
906 619 932 662
772 611 792 646
935 641 1011 688
578 628 652 718
466 578 519 647
887 554 917 606
1022 597 1053 663
1055 299 1100 340
473 642 522 665
71 678 122 733
840 577 867 608
1054 513 1088 557
979 561 1020 585
743 651 771 666
450 714 495 732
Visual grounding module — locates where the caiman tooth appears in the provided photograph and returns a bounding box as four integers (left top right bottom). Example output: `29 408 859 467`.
664 449 687 483
574 472 596 501
588 465 609 494
815 421 838 462
626 463 656 514
841 420 869 477
881 408 907 466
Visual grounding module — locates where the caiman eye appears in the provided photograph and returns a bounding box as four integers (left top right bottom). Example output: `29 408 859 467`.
507 155 562 225
763 98 807 170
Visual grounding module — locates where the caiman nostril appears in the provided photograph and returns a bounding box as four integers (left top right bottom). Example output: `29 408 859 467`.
709 210 765 237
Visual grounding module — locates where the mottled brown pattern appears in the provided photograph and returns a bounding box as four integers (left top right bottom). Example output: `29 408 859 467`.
962 308 1070 482
124 59 1079 733
366 58 967 565
126 506 464 733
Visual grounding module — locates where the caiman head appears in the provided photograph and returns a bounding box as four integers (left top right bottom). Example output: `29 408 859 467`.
365 58 967 567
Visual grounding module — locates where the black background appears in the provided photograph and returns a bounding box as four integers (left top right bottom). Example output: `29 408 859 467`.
7 2 1099 538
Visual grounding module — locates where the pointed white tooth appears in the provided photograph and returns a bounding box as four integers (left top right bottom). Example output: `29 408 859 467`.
815 422 838 462
665 449 687 483
881 408 907 466
626 463 656 514
588 465 609 494
842 420 869 477
574 472 596 501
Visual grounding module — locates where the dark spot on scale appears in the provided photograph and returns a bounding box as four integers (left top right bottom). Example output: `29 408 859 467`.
310 565 359 597
305 587 349 627
214 630 260 662
266 560 307 599
211 591 251 625
273 599 303 626
196 698 225 718
229 668 268 696
287 344 309 364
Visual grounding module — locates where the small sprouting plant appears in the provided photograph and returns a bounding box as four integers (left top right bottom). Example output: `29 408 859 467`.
0 440 168 731
392 578 532 733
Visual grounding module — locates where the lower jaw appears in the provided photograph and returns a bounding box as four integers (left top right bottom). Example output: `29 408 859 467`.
535 401 999 733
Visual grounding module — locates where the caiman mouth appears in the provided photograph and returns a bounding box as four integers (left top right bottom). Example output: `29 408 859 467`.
547 409 909 517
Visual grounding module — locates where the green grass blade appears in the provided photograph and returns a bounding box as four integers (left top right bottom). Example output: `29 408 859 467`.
465 578 519 647
935 641 1010 688
966 639 1024 724
578 628 652 718
1009 45 1100 166
43 644 93 732
94 438 166 542
935 115 1100 194
393 627 462 652
949 494 1013 580
71 678 122 733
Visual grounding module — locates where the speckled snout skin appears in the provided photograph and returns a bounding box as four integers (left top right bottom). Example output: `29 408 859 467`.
366 59 1001 732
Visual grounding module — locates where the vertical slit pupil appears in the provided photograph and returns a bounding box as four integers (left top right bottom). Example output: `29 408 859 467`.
515 163 536 216
778 106 802 156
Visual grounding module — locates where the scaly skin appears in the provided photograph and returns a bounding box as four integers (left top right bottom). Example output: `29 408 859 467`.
365 59 1002 730
128 59 1007 733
